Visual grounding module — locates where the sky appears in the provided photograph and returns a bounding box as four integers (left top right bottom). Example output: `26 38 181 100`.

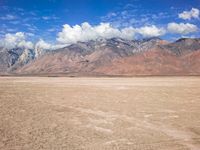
0 0 200 50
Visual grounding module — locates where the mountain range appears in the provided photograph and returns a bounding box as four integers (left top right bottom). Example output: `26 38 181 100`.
1 37 200 76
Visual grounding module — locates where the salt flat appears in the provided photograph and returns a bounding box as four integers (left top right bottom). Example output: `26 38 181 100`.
0 77 200 150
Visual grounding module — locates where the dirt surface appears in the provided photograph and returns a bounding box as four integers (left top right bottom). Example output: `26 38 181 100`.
0 77 200 150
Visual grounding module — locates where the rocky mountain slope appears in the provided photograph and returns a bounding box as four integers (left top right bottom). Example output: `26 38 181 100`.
94 38 200 75
1 37 200 76
0 45 48 73
0 47 35 73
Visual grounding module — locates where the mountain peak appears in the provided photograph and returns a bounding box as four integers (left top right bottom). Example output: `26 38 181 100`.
141 37 162 42
175 38 200 43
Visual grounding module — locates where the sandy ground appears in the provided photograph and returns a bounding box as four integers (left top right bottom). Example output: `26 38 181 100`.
0 77 200 150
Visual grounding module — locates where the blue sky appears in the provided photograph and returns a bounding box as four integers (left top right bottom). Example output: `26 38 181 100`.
0 0 200 48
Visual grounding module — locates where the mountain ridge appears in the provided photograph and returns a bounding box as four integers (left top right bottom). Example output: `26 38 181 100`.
1 37 200 76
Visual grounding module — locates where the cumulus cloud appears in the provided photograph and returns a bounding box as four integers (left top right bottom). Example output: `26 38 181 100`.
167 22 198 34
178 8 199 20
34 39 51 57
18 41 34 49
0 32 66 54
120 27 136 39
34 39 67 57
35 39 51 50
35 39 67 50
0 21 198 53
57 22 136 44
136 25 166 38
0 32 34 49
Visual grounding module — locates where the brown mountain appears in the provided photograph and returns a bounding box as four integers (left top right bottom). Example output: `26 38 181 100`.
95 49 200 76
1 37 200 76
95 38 200 76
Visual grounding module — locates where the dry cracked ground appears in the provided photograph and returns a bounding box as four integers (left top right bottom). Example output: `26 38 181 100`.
0 77 200 150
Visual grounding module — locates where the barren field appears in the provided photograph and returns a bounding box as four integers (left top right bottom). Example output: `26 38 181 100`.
0 77 200 150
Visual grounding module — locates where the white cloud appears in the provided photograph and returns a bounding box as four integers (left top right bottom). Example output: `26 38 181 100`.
136 25 166 38
0 14 17 20
34 39 51 57
35 39 51 50
42 16 50 20
1 21 198 53
34 39 67 57
167 22 198 34
35 39 67 50
57 23 167 44
178 8 199 20
121 27 136 39
42 16 59 20
0 32 34 49
18 41 34 49
0 32 66 54
57 22 136 44
47 28 56 32
26 33 35 37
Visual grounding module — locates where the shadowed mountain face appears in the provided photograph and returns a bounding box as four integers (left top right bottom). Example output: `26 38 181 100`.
0 47 35 73
162 38 200 56
1 38 200 76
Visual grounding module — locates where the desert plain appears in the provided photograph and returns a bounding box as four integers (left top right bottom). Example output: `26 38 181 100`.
0 77 200 150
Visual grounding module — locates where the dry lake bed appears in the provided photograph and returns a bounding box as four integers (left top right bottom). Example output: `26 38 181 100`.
0 77 200 150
